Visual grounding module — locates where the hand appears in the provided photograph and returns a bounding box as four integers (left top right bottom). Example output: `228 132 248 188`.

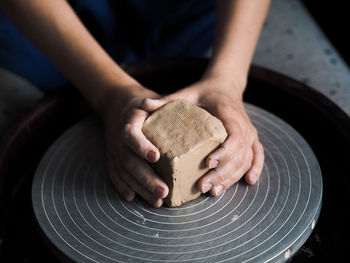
141 76 264 196
102 86 169 208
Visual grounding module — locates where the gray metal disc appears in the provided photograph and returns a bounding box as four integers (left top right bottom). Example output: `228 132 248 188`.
32 104 322 263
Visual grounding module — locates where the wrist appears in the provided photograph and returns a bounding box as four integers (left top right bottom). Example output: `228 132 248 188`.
200 65 247 101
204 61 247 86
97 82 158 121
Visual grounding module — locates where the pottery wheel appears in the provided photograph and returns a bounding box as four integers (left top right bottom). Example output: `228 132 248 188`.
32 104 322 263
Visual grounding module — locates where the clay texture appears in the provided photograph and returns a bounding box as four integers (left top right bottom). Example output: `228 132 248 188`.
142 100 227 207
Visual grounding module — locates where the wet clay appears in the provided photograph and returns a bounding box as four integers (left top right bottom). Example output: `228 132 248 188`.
142 100 227 207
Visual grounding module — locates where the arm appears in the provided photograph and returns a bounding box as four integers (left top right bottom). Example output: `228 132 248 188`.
143 0 271 195
0 0 168 207
200 0 271 193
0 0 143 112
205 0 271 95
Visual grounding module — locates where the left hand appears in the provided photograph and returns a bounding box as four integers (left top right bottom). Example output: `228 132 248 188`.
141 75 264 196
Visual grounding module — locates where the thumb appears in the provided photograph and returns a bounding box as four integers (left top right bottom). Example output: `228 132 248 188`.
141 97 172 112
141 88 199 113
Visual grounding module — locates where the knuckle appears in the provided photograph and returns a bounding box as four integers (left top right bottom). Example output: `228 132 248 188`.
140 98 148 107
214 169 226 184
132 182 144 194
123 158 135 172
122 124 138 143
236 152 246 168
243 161 252 172
247 150 254 166
140 174 154 189
217 103 232 116
220 142 229 152
241 149 254 172
219 144 229 159
256 155 265 170
237 137 245 149
257 141 265 154
219 140 234 162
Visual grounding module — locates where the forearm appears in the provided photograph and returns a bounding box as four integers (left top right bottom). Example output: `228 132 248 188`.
205 0 271 96
0 0 146 114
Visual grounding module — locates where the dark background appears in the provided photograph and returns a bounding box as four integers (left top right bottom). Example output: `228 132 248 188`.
301 0 349 67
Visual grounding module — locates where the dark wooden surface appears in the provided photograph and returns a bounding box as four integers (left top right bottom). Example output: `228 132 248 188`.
0 58 349 262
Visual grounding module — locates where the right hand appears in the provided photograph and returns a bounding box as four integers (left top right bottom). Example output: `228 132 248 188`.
101 86 169 208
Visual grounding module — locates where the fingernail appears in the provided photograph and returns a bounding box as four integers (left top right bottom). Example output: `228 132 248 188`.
214 185 224 196
147 150 157 162
155 186 167 198
209 159 220 169
202 183 212 193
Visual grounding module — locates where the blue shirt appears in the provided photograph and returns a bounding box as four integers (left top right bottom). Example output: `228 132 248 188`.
0 0 215 91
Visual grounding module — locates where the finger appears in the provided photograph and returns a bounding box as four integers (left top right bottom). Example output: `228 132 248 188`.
199 147 253 193
122 108 160 162
206 131 244 169
205 117 245 168
210 163 250 196
122 150 169 199
119 170 163 208
245 140 265 185
107 156 135 201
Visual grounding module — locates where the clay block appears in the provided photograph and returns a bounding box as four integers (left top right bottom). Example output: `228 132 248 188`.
142 100 227 207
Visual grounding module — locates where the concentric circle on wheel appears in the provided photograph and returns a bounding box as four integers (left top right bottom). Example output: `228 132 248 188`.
32 104 322 263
